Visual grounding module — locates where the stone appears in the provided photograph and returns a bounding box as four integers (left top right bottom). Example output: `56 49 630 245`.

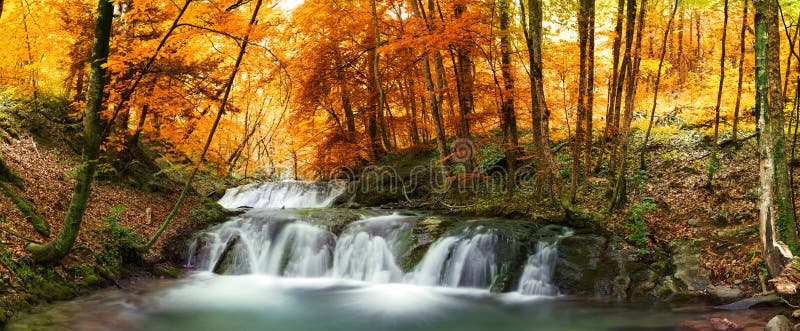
552 234 611 296
708 317 738 331
669 239 710 293
688 219 700 226
792 309 800 319
707 285 743 303
715 293 781 310
765 315 792 331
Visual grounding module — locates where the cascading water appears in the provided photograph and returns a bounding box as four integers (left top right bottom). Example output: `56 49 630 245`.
516 241 560 296
331 214 412 283
216 180 347 209
186 213 335 276
187 210 411 282
516 228 573 295
408 230 499 289
195 181 568 295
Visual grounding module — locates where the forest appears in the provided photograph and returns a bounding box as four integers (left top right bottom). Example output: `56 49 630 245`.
1 0 800 328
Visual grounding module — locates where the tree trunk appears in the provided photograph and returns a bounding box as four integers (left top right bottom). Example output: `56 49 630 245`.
732 0 749 144
409 0 448 158
520 0 579 216
766 0 797 255
610 0 645 212
454 2 475 168
598 0 625 173
713 0 729 141
336 47 357 141
639 0 679 170
498 0 519 194
755 0 795 276
27 0 113 264
584 0 594 178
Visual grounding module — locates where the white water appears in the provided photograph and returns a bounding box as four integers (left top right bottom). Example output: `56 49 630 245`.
517 241 560 296
408 231 498 289
189 212 411 281
332 214 411 283
203 181 566 295
217 180 347 209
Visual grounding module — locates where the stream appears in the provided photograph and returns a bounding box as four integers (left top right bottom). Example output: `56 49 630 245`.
5 181 779 330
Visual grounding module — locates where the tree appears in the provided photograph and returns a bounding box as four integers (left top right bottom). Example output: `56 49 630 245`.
143 0 266 251
640 0 679 170
712 0 729 141
609 0 645 211
732 0 749 144
755 0 796 277
498 0 519 194
27 0 113 264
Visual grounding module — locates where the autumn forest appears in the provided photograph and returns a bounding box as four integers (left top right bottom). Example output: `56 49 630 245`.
1 0 800 328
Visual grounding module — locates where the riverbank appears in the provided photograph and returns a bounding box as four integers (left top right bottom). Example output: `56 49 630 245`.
0 134 228 325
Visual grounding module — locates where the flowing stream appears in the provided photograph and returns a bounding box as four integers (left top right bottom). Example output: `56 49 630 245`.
5 181 773 330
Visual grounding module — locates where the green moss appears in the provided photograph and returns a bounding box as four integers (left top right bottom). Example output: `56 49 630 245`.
191 198 227 224
0 182 49 236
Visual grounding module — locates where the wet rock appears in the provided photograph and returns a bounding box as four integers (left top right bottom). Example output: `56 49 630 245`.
212 235 251 275
765 315 792 331
553 234 614 296
669 239 710 294
715 293 781 310
708 317 738 330
612 275 631 301
707 285 743 303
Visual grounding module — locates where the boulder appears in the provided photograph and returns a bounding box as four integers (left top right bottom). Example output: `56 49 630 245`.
765 315 792 331
553 234 615 296
669 239 710 294
707 285 743 303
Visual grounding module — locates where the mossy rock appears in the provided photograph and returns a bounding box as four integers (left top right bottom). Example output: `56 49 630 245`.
553 234 615 296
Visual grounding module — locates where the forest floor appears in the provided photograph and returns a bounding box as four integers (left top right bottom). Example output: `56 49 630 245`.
0 128 226 324
431 129 775 296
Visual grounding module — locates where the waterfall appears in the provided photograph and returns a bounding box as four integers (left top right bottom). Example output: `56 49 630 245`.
188 203 567 296
516 241 560 296
408 230 499 289
188 211 410 282
331 214 411 283
187 215 335 276
217 180 347 209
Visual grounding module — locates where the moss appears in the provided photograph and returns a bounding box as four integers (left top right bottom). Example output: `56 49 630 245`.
0 182 49 237
151 264 182 278
191 198 228 224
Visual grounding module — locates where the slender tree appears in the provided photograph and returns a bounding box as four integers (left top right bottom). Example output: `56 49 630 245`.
713 0 729 141
732 0 749 144
498 0 519 194
142 0 265 251
27 0 113 263
409 0 448 158
639 0 679 170
610 0 645 211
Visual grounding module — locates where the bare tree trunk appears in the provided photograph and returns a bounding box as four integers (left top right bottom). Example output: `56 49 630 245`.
409 0 447 158
27 0 113 264
713 0 729 141
499 0 519 195
598 0 625 172
610 0 645 212
732 0 749 144
639 0 679 170
520 0 579 217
